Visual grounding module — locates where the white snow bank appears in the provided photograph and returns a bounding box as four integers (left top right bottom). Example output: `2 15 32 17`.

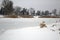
0 18 60 40
0 15 4 18
0 26 59 40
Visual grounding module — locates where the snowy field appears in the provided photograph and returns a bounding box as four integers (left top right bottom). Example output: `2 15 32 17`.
0 18 60 40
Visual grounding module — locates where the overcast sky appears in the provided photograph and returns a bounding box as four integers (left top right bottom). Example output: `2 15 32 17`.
0 0 60 12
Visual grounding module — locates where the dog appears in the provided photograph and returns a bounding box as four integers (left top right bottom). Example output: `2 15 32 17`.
40 21 47 28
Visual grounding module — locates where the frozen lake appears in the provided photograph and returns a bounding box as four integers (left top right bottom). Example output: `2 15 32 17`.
0 18 60 29
0 18 60 40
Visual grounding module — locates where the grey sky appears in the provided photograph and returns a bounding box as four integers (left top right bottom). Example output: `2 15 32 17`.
12 0 60 11
0 0 60 11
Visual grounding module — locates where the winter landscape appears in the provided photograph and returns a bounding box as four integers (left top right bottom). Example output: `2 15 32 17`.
0 0 60 40
0 18 60 40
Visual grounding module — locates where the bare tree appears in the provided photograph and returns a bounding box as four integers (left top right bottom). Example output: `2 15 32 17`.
29 8 35 16
41 11 45 16
44 10 49 16
14 6 21 15
36 10 40 16
52 9 57 16
2 0 13 15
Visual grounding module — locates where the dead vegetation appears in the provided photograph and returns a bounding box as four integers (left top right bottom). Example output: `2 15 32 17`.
39 16 60 18
19 15 33 18
4 15 18 18
1 14 60 18
3 15 33 18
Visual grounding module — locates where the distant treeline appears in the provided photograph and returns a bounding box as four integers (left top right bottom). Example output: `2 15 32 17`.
0 0 60 17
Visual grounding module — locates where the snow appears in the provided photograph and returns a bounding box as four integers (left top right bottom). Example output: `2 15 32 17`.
0 18 60 28
0 26 60 40
0 18 60 40
0 15 4 18
34 16 39 18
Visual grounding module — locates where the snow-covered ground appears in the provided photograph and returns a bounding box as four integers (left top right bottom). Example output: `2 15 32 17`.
0 18 60 40
0 15 4 18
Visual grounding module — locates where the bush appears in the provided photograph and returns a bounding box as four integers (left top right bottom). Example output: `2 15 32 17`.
39 16 60 18
4 15 18 18
20 15 33 18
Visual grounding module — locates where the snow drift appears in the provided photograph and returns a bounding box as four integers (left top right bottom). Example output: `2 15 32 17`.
0 18 60 40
